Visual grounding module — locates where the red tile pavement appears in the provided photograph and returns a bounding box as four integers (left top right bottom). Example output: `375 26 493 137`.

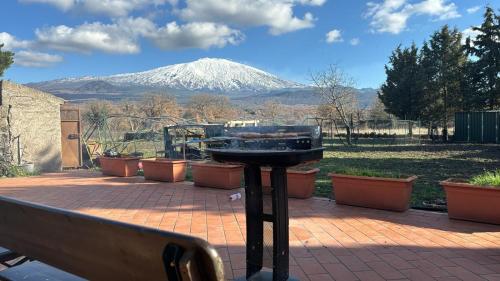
0 170 499 281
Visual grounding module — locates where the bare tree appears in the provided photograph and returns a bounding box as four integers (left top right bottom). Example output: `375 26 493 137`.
140 93 181 118
316 103 337 138
185 94 237 123
311 65 358 145
259 100 282 123
140 93 181 129
119 99 142 131
368 97 391 121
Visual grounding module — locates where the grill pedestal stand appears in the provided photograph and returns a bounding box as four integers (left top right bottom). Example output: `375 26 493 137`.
207 149 323 281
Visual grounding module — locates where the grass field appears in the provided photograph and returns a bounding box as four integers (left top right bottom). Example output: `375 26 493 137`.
312 139 500 210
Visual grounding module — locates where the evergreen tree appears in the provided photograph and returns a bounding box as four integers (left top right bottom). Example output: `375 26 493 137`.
378 43 424 120
420 26 466 140
466 6 500 109
0 44 14 77
460 57 483 110
418 42 442 125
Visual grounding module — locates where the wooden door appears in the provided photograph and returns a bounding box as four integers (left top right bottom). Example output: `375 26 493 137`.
61 106 82 168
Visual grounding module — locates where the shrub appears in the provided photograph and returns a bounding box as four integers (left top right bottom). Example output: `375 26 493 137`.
470 170 500 187
332 167 406 178
0 163 39 178
289 164 317 171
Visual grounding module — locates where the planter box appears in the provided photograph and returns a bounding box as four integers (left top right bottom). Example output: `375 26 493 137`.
99 157 140 177
191 162 243 189
441 179 500 224
141 158 187 182
329 174 417 212
261 168 320 199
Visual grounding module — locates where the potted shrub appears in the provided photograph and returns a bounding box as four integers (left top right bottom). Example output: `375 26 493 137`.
190 161 243 189
141 158 187 182
329 168 417 212
261 165 320 199
441 170 500 225
99 155 140 177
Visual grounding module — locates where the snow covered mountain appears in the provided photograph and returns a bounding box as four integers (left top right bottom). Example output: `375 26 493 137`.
30 58 303 94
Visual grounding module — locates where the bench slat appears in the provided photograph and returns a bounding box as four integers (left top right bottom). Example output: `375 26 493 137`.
0 196 225 281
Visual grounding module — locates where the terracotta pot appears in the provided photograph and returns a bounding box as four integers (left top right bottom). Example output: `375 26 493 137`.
191 162 243 189
141 158 187 182
261 168 320 199
441 179 500 225
329 174 417 212
99 157 140 177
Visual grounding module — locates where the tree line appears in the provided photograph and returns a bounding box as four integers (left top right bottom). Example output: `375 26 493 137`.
81 93 316 134
378 6 499 140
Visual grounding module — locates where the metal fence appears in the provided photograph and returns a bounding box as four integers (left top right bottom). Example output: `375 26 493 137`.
304 117 423 145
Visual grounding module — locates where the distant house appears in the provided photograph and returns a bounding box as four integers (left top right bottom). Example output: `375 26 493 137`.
0 80 65 172
226 120 260 127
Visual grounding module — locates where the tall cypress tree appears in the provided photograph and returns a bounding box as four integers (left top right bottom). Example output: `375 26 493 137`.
420 25 466 140
378 43 424 120
460 54 483 110
466 6 500 109
419 42 441 125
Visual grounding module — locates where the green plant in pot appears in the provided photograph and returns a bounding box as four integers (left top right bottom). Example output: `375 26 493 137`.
329 167 417 212
441 170 500 225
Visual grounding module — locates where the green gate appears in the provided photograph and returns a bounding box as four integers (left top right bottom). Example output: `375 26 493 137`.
454 111 500 143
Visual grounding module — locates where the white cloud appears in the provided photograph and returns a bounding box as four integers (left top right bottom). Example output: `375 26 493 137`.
34 17 242 53
325 29 342 43
297 0 326 6
80 0 173 17
178 0 321 35
14 50 63 67
411 0 460 20
461 26 480 44
0 32 62 67
350 38 360 45
19 0 176 17
0 32 33 50
466 5 481 14
34 18 155 54
149 22 244 50
19 0 74 11
365 0 411 34
365 0 461 34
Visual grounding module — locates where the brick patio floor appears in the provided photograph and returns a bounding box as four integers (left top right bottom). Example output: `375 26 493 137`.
0 170 499 281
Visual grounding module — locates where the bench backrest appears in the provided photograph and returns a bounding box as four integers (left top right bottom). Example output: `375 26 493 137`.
0 196 225 281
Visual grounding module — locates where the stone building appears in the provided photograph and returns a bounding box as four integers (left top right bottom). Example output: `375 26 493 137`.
0 80 64 172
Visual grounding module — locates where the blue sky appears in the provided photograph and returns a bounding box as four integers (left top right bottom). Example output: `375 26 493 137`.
0 0 495 88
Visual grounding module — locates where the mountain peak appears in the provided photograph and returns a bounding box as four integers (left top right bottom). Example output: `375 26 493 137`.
28 58 305 95
100 57 302 93
195 57 231 62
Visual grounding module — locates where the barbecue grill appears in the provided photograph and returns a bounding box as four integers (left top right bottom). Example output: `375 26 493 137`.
206 126 323 281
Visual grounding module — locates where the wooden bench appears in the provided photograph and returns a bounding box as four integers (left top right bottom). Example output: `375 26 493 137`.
0 196 225 281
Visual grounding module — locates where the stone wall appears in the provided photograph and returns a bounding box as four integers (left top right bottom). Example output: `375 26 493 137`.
0 80 64 172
